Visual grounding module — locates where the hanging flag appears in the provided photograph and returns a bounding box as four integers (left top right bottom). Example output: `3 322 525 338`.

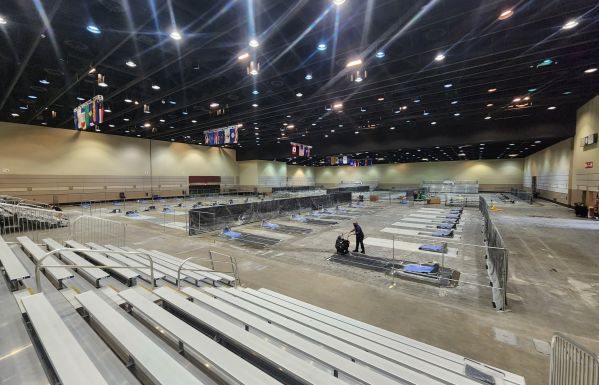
291 143 298 156
304 146 311 157
229 126 237 143
343 156 348 165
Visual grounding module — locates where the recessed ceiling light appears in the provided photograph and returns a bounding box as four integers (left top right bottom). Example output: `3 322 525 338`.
317 43 327 51
10 113 19 117
584 67 597 74
209 102 219 108
375 50 385 58
498 9 514 20
0 16 7 25
251 90 259 95
76 97 85 101
28 95 37 99
108 124 115 128
124 98 132 103
390 126 395 130
354 131 359 134
423 111 429 116
296 92 303 97
159 119 165 122
513 97 522 102
547 106 557 110
444 83 453 88
144 122 151 127
562 19 579 30
486 103 494 107
125 60 136 68
333 0 346 5
431 121 437 125
413 99 421 103
377 97 385 101
252 103 258 107
39 79 50 85
528 88 537 92
563 91 572 95
123 118 130 121
86 25 101 34
104 108 111 113
249 39 259 48
451 100 458 105
170 30 182 40
454 113 461 116
508 154 518 157
136 134 141 137
434 53 445 62
182 111 188 115
484 116 492 120
488 88 497 93
151 84 160 90
255 126 259 130
458 153 466 156
346 58 362 68
305 73 313 80
534 140 541 144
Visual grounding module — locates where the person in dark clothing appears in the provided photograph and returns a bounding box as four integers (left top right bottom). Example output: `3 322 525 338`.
349 221 365 253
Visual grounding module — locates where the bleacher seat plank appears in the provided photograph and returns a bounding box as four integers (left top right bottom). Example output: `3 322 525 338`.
86 243 166 282
65 240 139 284
0 235 30 287
153 287 345 385
118 246 189 284
136 249 214 284
21 293 109 385
118 289 282 385
257 288 526 385
202 287 437 385
75 290 206 385
43 239 109 287
17 236 73 285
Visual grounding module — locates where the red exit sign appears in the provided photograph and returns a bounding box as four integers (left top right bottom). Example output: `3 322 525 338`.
585 161 593 169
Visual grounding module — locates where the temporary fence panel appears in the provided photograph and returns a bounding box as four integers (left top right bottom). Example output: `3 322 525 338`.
70 216 127 247
510 188 534 204
549 333 599 385
421 180 479 194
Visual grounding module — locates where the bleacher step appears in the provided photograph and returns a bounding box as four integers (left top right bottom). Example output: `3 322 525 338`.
12 288 34 313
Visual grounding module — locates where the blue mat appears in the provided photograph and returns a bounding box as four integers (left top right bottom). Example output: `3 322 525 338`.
291 214 308 222
404 264 436 273
126 212 140 217
419 244 445 253
432 230 453 237
436 224 454 229
262 222 280 229
223 230 242 238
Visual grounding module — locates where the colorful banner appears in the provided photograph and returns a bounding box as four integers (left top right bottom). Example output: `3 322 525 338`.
290 142 312 157
73 95 104 130
204 125 239 146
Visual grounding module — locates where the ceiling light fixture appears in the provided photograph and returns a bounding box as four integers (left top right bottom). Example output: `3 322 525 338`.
547 106 557 110
413 99 421 103
97 74 107 87
252 103 258 107
562 19 579 30
584 67 597 74
434 53 445 62
498 9 514 20
209 102 219 108
486 103 494 107
247 61 260 76
151 84 160 90
124 98 132 103
252 90 259 95
431 121 437 125
28 95 37 99
451 100 458 105
296 92 303 97
39 79 50 85
170 30 182 40
485 116 492 120
375 50 385 58
333 0 346 5
125 60 136 68
454 113 460 116
317 43 327 51
0 16 7 25
305 73 313 80
488 88 497 93
333 102 343 109
10 113 19 117
444 83 452 88
377 97 385 101
86 25 101 34
346 58 362 68
249 39 259 48
238 52 249 61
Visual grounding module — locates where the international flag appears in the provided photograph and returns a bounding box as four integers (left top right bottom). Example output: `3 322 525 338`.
304 146 311 157
229 127 237 143
225 128 231 143
291 143 297 156
218 130 225 144
343 156 348 164
299 144 305 156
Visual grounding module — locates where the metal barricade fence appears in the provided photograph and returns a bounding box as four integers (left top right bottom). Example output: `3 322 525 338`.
479 196 509 310
510 187 534 204
549 333 599 385
70 215 126 246
0 202 70 242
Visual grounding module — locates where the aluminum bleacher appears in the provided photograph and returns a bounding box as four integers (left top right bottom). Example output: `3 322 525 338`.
147 249 236 284
0 235 30 290
17 236 74 289
21 293 110 385
44 239 110 288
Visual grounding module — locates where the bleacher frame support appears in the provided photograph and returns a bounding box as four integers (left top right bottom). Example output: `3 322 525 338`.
176 252 240 289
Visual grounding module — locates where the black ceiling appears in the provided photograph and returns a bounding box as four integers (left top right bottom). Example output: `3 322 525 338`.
1 0 597 164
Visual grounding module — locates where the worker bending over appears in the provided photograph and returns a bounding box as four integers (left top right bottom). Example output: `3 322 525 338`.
349 220 365 253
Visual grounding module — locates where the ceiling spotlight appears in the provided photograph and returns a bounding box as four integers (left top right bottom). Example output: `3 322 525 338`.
0 16 7 25
562 19 579 30
159 119 165 122
108 124 115 128
486 103 494 107
317 43 327 51
484 116 492 120
454 113 461 116
76 97 85 101
528 88 537 92
513 97 522 103
169 100 176 105
191 120 197 123
346 58 363 68
354 131 359 134
375 50 385 58
170 30 182 40
125 60 137 68
238 52 249 61
305 73 313 80
209 102 220 108
104 108 111 113
451 100 458 104
252 90 259 95
563 91 572 95
124 98 132 103
508 154 518 157
143 104 150 113
123 118 130 121
547 106 557 110
333 0 346 5
39 79 50 85
333 102 343 109
247 61 260 76
143 122 151 128
182 111 188 115
423 111 429 116
151 84 160 90
249 39 259 48
413 99 421 103
498 9 514 20
134 100 139 105
28 95 37 99
10 113 20 117
458 153 466 156
252 103 258 107
434 53 445 62
431 121 437 125
488 88 497 93
444 83 453 88
97 74 107 87
584 67 597 74
296 92 303 97
390 126 395 130
86 25 101 34
377 97 385 101
88 67 96 74
537 59 554 68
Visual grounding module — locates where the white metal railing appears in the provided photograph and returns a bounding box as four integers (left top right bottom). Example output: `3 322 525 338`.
549 333 599 385
70 215 127 246
34 248 157 292
176 251 240 289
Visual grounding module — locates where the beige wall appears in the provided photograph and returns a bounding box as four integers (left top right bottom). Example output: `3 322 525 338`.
573 96 599 205
287 165 315 186
523 138 573 204
0 122 238 203
314 159 524 191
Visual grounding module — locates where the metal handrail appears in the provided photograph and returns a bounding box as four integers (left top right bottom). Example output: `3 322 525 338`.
35 248 156 292
549 332 599 385
175 256 239 290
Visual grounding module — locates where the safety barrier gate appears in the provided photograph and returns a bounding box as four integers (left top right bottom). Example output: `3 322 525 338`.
549 333 599 385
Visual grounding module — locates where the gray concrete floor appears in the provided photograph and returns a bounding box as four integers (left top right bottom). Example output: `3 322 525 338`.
49 197 599 385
